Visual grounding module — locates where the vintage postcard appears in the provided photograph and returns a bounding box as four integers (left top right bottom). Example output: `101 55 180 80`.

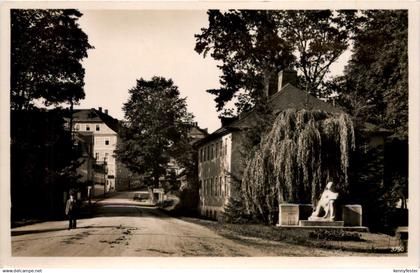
0 0 419 270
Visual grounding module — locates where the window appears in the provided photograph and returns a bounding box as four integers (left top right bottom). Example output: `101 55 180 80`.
213 178 216 196
105 139 109 145
220 176 223 196
104 153 109 162
215 143 219 158
215 177 218 196
95 153 99 159
86 125 90 131
74 124 79 131
96 124 100 131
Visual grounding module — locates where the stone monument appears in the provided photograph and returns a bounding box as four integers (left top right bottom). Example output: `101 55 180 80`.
299 181 344 227
277 181 366 229
309 181 338 221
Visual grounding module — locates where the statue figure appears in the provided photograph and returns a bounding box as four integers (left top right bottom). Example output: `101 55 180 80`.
309 181 338 221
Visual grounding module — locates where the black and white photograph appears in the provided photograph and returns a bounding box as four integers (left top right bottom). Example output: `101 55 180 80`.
0 1 419 270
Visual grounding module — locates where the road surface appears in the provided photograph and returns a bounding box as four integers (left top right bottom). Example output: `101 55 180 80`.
11 191 373 257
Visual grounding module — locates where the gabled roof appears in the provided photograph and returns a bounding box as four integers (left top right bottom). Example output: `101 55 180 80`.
71 109 120 133
195 83 345 146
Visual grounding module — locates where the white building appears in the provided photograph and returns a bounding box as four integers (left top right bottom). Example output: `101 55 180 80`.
72 107 119 192
195 70 345 219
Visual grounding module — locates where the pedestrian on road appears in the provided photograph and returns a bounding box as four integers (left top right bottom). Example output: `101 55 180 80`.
65 192 77 230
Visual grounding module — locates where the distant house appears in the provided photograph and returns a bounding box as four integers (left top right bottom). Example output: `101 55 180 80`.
73 132 107 197
195 70 352 219
70 107 119 192
175 122 209 190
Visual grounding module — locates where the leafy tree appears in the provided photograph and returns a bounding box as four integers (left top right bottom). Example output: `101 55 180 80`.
334 10 408 139
195 10 358 117
195 10 295 116
11 9 93 110
331 10 408 232
277 10 359 98
11 109 81 220
116 77 193 198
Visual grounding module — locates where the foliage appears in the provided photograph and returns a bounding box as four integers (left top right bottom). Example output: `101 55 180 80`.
156 199 175 209
11 109 82 220
161 169 180 193
195 10 358 116
220 196 257 224
334 10 408 139
330 10 408 231
195 10 294 115
11 9 93 110
277 10 359 97
348 133 408 233
115 77 193 190
308 229 364 241
241 109 355 224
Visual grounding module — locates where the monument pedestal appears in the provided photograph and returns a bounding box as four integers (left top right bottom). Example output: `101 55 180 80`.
299 220 344 227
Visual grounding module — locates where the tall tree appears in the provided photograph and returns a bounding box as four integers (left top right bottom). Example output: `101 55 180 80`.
195 10 357 117
11 9 93 110
115 77 193 196
277 10 359 98
334 10 408 139
330 10 408 232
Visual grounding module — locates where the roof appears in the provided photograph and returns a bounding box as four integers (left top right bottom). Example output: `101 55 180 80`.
195 83 344 146
71 109 120 133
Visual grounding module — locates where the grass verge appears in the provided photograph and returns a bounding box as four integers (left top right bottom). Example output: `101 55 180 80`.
181 217 406 254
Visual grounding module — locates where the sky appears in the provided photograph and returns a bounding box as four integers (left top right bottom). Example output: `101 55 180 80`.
77 10 350 134
77 10 222 133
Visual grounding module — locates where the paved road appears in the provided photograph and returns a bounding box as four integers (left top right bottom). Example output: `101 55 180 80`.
12 191 386 257
12 191 271 256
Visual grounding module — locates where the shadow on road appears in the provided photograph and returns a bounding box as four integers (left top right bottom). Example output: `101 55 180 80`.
11 225 118 236
85 203 170 219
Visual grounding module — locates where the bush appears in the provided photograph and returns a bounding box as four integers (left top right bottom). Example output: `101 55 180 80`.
308 229 364 241
156 199 174 208
220 197 258 224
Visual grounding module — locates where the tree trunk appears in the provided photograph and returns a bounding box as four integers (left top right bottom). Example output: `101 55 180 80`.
69 99 74 143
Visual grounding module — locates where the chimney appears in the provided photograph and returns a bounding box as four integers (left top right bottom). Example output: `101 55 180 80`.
278 69 297 92
105 109 108 115
98 107 102 112
220 116 237 127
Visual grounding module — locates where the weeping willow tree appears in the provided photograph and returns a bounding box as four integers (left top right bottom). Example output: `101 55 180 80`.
241 109 355 224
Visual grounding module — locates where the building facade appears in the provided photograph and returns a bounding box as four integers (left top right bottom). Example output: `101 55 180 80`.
72 107 119 192
196 70 345 219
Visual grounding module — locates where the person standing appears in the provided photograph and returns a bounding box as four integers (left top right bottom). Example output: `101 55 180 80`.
65 192 77 229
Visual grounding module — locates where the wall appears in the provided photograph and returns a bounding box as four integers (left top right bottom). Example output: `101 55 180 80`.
197 133 233 219
74 122 118 192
